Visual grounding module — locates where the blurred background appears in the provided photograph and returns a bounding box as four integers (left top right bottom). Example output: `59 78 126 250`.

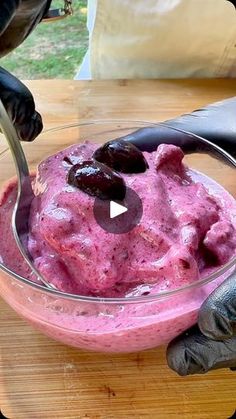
1 0 88 79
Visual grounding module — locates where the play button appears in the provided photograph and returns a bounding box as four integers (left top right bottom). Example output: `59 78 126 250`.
110 201 127 219
93 187 143 234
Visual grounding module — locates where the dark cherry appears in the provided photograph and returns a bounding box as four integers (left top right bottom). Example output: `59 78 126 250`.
67 160 126 200
93 140 149 173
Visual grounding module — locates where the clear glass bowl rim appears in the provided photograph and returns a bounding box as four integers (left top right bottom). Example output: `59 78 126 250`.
0 120 235 304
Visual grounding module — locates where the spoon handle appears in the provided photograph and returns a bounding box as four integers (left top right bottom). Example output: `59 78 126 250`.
0 99 30 180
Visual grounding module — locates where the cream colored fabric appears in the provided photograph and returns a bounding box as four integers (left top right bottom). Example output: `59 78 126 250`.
78 0 236 79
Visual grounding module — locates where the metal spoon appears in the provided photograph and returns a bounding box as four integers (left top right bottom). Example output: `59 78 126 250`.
0 99 56 290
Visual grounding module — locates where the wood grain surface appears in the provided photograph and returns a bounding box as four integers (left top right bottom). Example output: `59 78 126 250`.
0 79 236 419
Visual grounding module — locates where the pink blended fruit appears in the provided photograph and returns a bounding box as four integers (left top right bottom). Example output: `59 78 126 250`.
26 142 236 295
0 142 235 352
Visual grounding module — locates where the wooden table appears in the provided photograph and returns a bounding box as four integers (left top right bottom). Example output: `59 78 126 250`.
0 79 236 419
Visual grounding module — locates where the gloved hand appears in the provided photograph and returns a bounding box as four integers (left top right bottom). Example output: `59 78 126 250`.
0 1 50 141
0 67 43 141
0 1 51 57
120 97 236 157
167 269 236 375
119 96 236 375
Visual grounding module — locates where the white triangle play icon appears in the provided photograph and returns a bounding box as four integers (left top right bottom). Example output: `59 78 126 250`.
110 201 128 219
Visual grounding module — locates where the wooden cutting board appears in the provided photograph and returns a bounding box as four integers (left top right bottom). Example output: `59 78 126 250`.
0 79 236 419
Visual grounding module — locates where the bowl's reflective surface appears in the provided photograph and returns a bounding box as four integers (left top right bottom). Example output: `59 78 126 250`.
0 121 235 352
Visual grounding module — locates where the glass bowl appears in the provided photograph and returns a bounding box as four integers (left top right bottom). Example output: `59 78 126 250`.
0 121 235 353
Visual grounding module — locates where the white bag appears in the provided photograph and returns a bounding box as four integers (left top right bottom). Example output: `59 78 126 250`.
77 0 236 79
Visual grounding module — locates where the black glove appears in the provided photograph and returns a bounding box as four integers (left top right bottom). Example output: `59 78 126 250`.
0 0 51 57
0 1 50 140
0 67 43 141
120 97 236 157
119 97 236 375
166 268 236 375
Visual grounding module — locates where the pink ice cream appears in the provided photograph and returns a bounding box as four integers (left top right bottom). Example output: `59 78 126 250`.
0 142 235 352
27 142 236 297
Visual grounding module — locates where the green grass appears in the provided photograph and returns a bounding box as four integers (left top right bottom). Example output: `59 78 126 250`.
1 0 88 79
